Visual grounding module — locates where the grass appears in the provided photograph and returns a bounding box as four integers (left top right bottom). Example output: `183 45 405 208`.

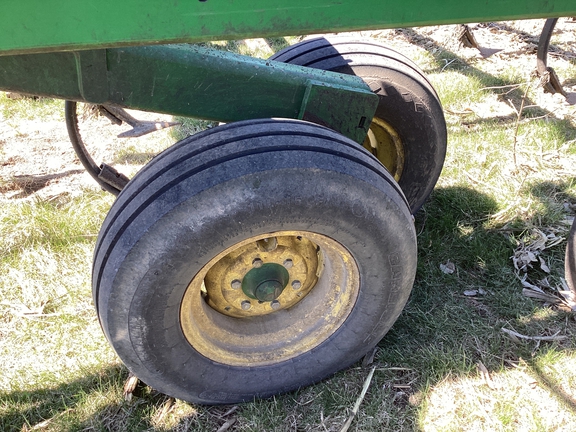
1 22 576 431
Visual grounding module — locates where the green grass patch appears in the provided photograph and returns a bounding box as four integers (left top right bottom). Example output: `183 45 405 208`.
0 93 63 122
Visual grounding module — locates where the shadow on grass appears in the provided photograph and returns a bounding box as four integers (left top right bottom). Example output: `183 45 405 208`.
377 184 576 424
2 170 84 198
396 27 572 123
0 366 214 432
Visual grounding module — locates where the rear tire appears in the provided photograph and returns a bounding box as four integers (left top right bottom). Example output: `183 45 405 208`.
271 37 447 212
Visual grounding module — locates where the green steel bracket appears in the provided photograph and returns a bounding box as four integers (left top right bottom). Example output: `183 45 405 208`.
299 80 378 144
0 45 377 143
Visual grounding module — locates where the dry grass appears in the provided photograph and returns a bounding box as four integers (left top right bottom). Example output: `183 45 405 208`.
1 20 576 431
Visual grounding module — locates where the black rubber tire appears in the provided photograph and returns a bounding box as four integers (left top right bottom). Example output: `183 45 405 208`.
270 37 447 213
93 119 417 404
565 218 576 296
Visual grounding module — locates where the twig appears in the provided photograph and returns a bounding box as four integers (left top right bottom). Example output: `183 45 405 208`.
444 108 475 116
513 81 531 168
477 361 495 389
501 327 567 341
479 83 526 91
375 367 414 372
340 367 376 432
221 406 239 417
216 419 237 432
29 409 73 430
441 58 456 72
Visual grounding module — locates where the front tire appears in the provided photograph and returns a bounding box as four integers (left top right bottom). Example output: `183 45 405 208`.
93 119 417 404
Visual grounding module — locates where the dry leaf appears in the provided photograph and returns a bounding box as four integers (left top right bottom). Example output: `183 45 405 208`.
123 373 140 401
362 347 377 367
440 261 455 274
539 256 550 273
522 288 563 304
558 279 576 310
501 327 567 341
152 398 175 424
464 288 487 296
519 275 544 292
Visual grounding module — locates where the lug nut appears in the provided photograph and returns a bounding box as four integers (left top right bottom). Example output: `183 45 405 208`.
283 259 293 269
292 280 302 290
252 258 263 268
271 300 281 310
256 237 278 252
241 300 252 310
231 279 241 290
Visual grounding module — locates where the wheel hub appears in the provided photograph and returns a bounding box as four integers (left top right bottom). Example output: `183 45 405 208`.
242 263 289 301
201 234 322 317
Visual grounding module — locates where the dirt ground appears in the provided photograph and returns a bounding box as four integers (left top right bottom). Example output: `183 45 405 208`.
1 19 575 201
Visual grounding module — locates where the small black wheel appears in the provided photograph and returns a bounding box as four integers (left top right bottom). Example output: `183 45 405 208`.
565 218 576 296
93 119 417 404
270 37 447 212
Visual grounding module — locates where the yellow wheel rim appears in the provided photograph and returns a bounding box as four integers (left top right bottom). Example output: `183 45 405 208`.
180 231 359 366
363 117 404 181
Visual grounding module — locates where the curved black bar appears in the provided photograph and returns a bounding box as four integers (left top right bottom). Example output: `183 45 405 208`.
64 100 121 195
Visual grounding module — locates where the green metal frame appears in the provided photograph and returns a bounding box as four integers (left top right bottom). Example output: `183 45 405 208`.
0 45 378 143
2 1 576 55
1 1 576 143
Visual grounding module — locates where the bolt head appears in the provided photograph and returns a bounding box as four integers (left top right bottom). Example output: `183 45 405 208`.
270 300 281 310
231 279 241 290
252 258 263 268
241 300 251 311
256 237 278 252
292 280 302 290
283 259 293 269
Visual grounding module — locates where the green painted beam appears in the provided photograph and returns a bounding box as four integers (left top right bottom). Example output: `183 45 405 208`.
2 1 576 55
0 45 378 143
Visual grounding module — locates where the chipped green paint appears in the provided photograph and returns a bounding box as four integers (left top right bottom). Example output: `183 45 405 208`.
2 1 576 55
